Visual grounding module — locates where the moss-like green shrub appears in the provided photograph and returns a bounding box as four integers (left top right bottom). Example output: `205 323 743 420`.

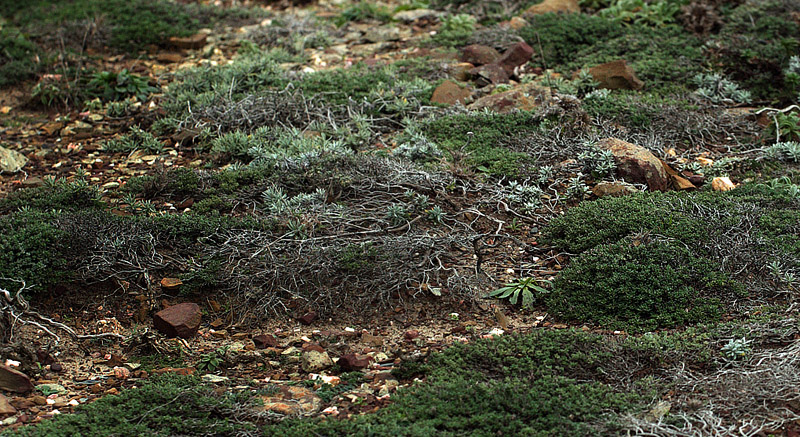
547 238 733 332
0 180 104 213
517 13 624 69
421 111 542 176
6 375 256 436
710 0 800 102
0 212 68 294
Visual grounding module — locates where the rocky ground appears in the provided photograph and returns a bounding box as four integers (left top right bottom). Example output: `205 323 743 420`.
1 0 799 435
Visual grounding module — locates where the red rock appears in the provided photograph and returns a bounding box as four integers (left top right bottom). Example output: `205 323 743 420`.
460 44 500 66
597 138 668 191
152 367 196 376
302 343 325 353
297 311 317 325
0 365 33 393
49 363 63 373
153 302 201 338
496 42 534 76
253 334 279 349
588 60 644 90
168 33 207 50
404 330 420 340
430 80 472 106
688 174 705 186
338 354 371 371
469 64 509 86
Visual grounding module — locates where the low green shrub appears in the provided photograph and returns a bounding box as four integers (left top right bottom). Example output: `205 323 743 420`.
103 126 164 153
421 111 542 176
547 238 733 332
0 211 69 294
6 375 256 436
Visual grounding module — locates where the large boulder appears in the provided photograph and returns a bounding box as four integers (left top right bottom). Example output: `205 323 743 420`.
597 138 668 191
431 80 472 105
0 366 33 393
523 0 579 16
153 303 202 338
588 60 644 90
460 44 500 66
496 42 534 76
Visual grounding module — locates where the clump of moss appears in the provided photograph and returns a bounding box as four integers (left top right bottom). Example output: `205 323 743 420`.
0 211 69 294
547 238 733 332
421 111 542 177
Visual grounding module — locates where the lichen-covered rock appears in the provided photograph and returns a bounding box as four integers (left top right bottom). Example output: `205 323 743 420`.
523 0 579 16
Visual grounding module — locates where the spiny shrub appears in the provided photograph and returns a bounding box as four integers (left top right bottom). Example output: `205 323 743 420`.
547 238 733 332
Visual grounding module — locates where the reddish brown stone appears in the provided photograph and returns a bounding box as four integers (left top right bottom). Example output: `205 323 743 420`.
597 138 668 191
297 311 317 325
460 45 500 66
160 277 183 290
496 42 534 76
588 60 644 90
253 334 279 349
338 354 371 371
0 366 33 393
430 80 472 106
153 302 201 338
0 395 17 415
469 64 509 86
404 330 420 340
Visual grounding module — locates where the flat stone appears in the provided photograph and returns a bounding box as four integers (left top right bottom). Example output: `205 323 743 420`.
297 312 317 325
712 176 736 191
160 277 183 290
393 9 440 22
446 62 475 81
0 366 33 393
168 33 207 50
591 181 639 198
153 303 202 338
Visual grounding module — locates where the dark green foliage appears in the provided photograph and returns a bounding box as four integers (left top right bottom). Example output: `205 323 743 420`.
0 28 41 87
1 0 227 53
335 2 391 26
421 111 541 176
6 375 256 437
338 243 381 272
270 375 634 436
103 126 164 153
271 330 642 436
548 238 729 332
0 180 104 213
86 70 157 102
710 0 800 102
520 16 701 92
517 13 624 70
0 212 68 294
